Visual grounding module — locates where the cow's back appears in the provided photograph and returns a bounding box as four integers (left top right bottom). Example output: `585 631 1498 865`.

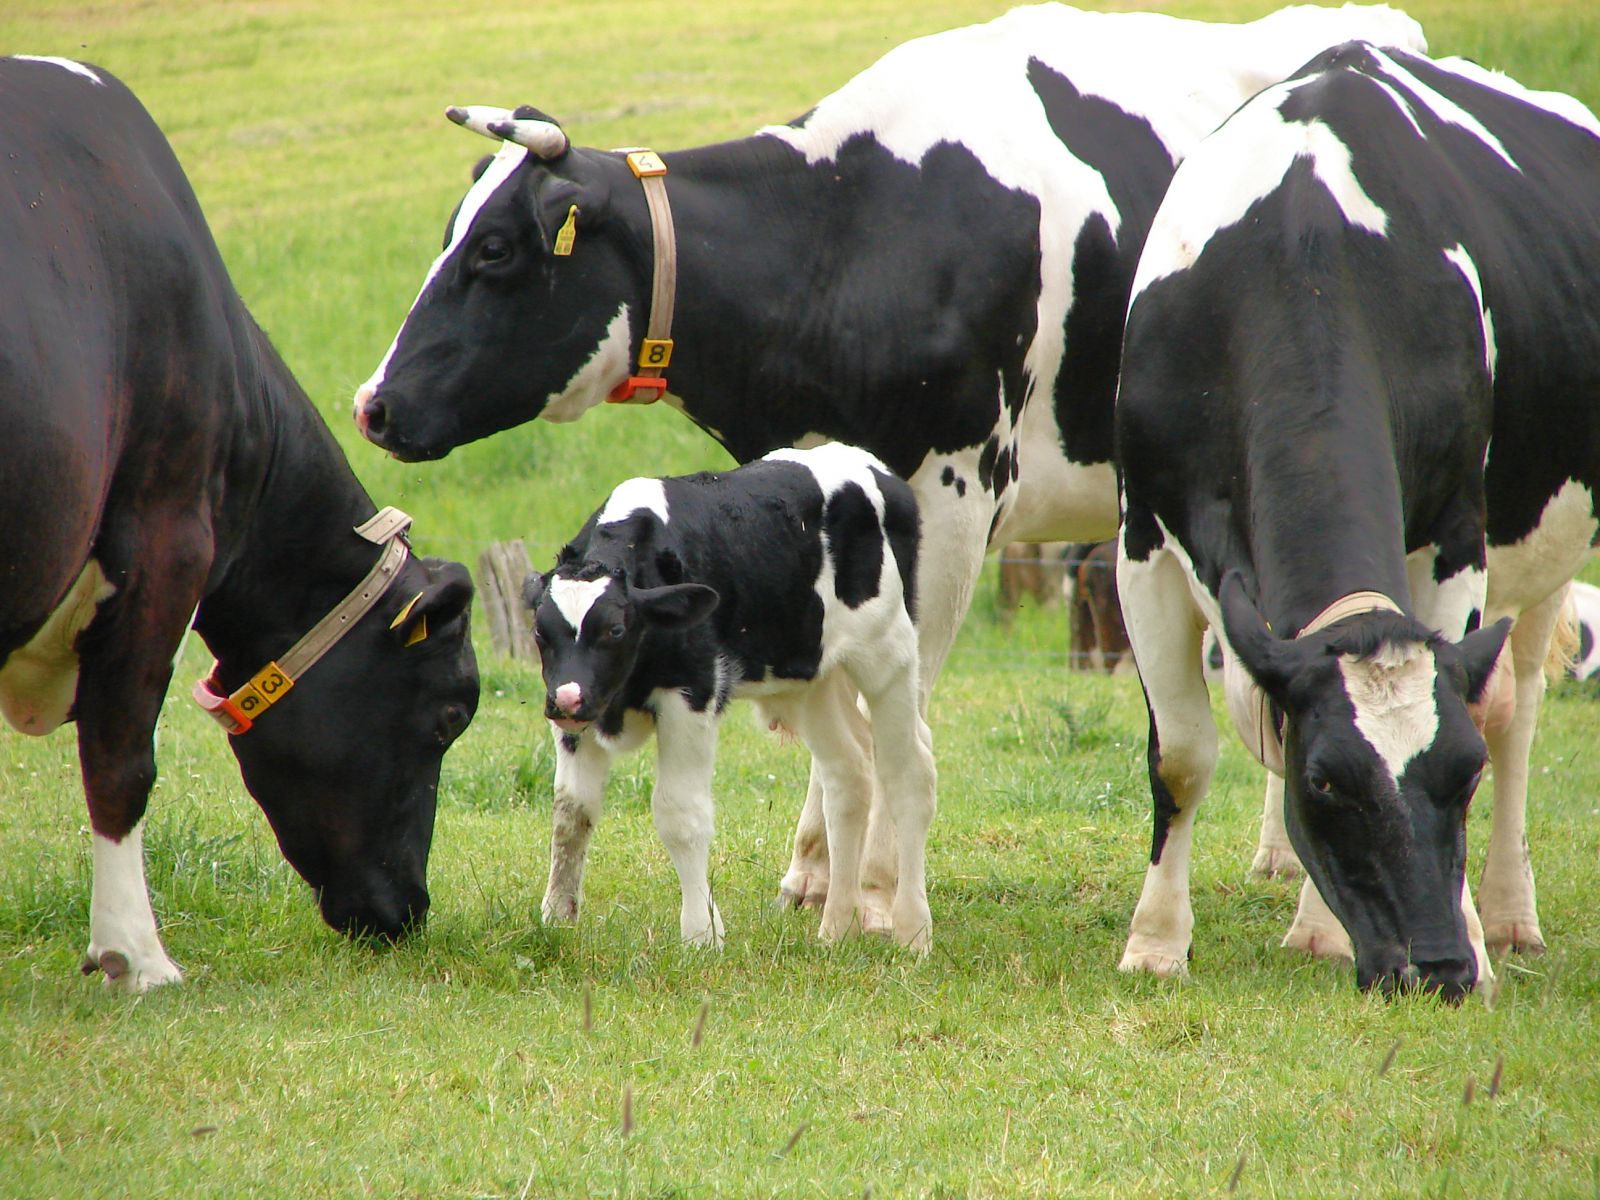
0 58 242 652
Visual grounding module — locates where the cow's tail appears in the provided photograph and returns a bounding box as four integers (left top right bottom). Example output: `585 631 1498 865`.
1545 589 1581 683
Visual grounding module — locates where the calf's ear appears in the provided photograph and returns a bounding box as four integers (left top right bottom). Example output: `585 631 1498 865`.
633 583 719 630
392 561 475 647
1457 616 1513 701
1218 570 1295 703
522 571 548 611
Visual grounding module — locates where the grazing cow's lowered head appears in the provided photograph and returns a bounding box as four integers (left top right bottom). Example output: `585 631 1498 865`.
523 558 718 732
221 555 479 941
1220 574 1510 1000
355 107 640 461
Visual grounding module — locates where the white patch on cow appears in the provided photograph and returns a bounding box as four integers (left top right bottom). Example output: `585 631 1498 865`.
0 560 116 736
1338 642 1440 782
549 575 612 635
1370 49 1520 172
761 4 1423 443
86 824 183 991
765 442 891 513
1133 87 1389 297
13 55 104 84
598 475 671 527
1485 479 1600 618
1408 547 1486 639
1366 77 1427 138
1432 55 1600 140
360 141 528 395
1442 245 1497 378
542 304 633 423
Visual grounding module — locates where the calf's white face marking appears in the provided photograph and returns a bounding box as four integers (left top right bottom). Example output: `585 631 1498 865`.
1338 643 1440 782
598 477 671 527
550 576 613 635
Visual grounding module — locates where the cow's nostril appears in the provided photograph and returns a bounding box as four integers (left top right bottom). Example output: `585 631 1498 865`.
360 395 388 438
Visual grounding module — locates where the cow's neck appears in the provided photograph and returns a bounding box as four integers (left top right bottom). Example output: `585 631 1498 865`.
1241 405 1414 637
194 324 381 675
634 137 868 464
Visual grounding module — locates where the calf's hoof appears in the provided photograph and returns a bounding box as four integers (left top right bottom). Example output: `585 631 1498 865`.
81 947 183 992
541 893 581 925
1483 921 1546 957
892 907 932 956
1249 844 1304 879
776 870 828 911
859 891 896 938
1118 946 1189 978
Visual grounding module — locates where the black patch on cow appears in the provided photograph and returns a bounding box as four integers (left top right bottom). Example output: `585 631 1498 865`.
1466 608 1482 634
939 465 968 498
1580 620 1594 666
824 481 884 608
992 445 1013 499
1144 698 1181 865
978 436 1000 494
872 465 921 622
1027 59 1176 468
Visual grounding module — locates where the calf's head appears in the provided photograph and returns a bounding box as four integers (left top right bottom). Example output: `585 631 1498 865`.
1220 574 1510 1001
523 561 717 731
355 107 643 461
226 556 479 941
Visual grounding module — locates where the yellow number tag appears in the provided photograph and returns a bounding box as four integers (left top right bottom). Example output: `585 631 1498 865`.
235 662 293 717
553 204 578 256
638 338 673 369
626 150 667 178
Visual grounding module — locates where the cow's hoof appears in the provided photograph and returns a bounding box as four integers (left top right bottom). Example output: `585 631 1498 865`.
682 925 725 950
1483 921 1546 956
1249 844 1304 879
1280 925 1355 962
776 871 828 911
1118 948 1189 978
859 892 895 937
541 894 580 925
81 947 182 992
892 909 932 956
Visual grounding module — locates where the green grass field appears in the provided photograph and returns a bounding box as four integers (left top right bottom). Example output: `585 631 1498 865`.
2 1 1599 1196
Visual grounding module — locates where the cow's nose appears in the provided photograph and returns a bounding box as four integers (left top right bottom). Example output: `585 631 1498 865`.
354 384 386 439
1410 955 1476 1004
553 682 583 715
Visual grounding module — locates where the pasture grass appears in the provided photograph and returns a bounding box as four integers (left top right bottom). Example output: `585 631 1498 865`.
2 0 1599 1196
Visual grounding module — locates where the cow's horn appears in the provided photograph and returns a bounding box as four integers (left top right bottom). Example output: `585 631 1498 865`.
487 118 569 160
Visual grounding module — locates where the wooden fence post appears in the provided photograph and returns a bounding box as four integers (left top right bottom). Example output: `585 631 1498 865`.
476 539 539 661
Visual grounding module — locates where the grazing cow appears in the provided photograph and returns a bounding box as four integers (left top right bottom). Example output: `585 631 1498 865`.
997 541 1072 625
1069 540 1132 673
351 4 1427 925
522 444 935 949
0 58 480 989
1114 42 1600 998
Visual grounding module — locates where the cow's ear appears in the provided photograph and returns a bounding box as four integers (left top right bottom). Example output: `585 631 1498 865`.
391 562 474 647
470 154 495 184
632 583 718 630
531 158 610 253
522 571 548 612
1219 570 1295 702
1457 616 1513 701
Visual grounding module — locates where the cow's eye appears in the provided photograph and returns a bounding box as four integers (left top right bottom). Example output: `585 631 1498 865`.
1308 772 1334 797
474 236 512 269
438 702 471 746
606 623 626 642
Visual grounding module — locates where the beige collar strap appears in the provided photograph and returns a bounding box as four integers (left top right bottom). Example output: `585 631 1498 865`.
1234 590 1405 774
192 507 414 735
608 149 676 405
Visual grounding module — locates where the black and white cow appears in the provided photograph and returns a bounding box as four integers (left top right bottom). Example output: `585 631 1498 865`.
1114 42 1600 997
522 443 935 949
1564 580 1600 681
0 58 480 989
352 4 1427 926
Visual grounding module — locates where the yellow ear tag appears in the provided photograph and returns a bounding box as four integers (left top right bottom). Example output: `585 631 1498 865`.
390 591 429 645
553 204 578 256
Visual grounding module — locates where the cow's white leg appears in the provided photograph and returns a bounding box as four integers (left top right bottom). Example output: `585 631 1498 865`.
1478 586 1564 955
852 638 937 953
1249 773 1303 878
777 771 829 910
84 823 182 991
651 693 724 947
789 674 874 945
543 726 612 926
1117 540 1218 977
1461 876 1493 988
1281 874 1354 962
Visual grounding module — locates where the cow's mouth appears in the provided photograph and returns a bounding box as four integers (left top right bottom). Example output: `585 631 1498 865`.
552 717 591 733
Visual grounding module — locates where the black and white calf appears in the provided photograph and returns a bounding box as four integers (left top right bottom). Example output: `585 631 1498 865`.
522 444 935 950
1114 42 1600 997
353 4 1427 927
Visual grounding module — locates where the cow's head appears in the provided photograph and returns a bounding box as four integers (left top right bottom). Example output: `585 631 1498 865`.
523 559 717 731
225 555 479 941
1220 573 1510 1002
354 106 645 461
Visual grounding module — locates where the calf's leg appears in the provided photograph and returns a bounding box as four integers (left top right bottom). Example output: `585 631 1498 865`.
651 694 724 947
543 727 613 925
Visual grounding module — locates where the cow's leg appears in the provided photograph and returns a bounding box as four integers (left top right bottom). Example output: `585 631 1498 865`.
543 727 612 925
1117 540 1218 977
651 694 724 947
787 675 874 944
776 773 829 910
852 635 937 953
1250 774 1303 878
1281 874 1354 961
83 821 181 990
1478 585 1565 955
